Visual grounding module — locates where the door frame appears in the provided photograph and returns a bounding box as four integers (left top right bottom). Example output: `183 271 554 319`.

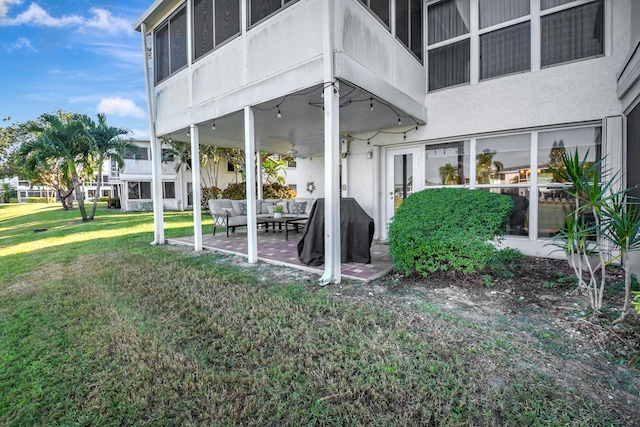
382 145 423 240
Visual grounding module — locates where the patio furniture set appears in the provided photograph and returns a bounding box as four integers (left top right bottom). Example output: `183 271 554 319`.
208 198 314 239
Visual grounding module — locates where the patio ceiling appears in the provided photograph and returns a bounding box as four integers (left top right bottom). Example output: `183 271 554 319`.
162 80 424 157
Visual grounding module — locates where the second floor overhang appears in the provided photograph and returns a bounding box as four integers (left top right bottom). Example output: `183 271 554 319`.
136 0 427 154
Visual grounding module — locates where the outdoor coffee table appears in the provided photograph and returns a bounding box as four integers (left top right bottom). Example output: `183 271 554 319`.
261 216 307 240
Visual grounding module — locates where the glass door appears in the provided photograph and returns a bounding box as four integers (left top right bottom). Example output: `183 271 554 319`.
385 147 422 236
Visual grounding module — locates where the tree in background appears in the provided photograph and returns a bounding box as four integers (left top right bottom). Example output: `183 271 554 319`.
19 112 92 219
84 113 132 220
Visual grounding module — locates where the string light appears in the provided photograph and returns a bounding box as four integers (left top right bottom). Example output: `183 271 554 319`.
277 106 282 118
187 129 190 136
211 120 216 130
398 117 402 126
370 98 374 111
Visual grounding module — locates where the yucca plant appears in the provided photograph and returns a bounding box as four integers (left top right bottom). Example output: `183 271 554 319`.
548 149 610 312
604 194 640 323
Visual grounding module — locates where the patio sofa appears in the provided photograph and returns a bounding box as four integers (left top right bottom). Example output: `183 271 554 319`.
208 198 315 237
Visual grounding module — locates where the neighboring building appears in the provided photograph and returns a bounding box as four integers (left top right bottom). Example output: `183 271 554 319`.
136 0 639 282
114 140 292 211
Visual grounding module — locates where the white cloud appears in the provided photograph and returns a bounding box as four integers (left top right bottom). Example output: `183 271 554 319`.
3 36 37 52
84 8 132 35
3 3 82 27
97 97 146 119
2 3 133 35
0 0 22 20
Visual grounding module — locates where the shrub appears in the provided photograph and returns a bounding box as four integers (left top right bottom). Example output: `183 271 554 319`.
222 182 246 200
201 186 222 211
389 188 513 276
26 197 55 203
109 197 121 209
98 196 110 202
9 198 18 203
263 182 296 199
221 182 296 200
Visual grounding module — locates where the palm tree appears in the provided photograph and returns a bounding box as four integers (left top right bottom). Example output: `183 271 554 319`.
19 112 92 219
85 113 132 220
439 163 458 185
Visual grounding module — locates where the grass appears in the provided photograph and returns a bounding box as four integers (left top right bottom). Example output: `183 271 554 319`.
0 203 628 426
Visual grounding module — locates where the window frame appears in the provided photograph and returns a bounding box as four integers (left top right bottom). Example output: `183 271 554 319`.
128 181 153 200
248 0 299 29
154 3 189 85
192 0 242 63
426 0 605 91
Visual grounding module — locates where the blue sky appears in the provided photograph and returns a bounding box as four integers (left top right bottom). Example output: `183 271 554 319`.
0 0 152 138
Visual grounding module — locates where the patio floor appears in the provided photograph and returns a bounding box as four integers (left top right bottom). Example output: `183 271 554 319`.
167 227 394 282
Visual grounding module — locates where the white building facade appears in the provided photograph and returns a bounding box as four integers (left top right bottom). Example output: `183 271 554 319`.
136 0 640 282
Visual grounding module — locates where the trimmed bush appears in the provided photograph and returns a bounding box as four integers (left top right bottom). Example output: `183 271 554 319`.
9 198 18 203
389 188 513 276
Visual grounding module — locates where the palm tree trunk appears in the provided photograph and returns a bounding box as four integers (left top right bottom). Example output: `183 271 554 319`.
88 155 104 220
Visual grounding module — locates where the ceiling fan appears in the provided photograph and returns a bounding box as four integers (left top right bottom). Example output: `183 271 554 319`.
287 144 299 157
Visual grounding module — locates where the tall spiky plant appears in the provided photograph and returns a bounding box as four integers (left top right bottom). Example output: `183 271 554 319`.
604 194 640 323
547 149 612 313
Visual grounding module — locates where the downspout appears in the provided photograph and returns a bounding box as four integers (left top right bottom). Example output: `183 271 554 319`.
141 22 165 245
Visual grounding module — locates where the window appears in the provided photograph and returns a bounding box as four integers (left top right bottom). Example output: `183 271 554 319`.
193 0 241 61
124 147 149 160
359 0 390 27
537 126 602 237
425 141 470 186
396 0 423 61
227 161 235 172
427 0 604 91
541 0 604 67
429 39 470 91
128 182 152 200
154 4 188 84
427 0 470 90
479 0 529 28
162 148 175 162
480 22 530 80
427 0 469 45
249 0 298 27
476 134 530 185
163 182 176 199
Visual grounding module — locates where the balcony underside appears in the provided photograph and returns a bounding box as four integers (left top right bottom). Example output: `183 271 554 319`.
160 78 426 157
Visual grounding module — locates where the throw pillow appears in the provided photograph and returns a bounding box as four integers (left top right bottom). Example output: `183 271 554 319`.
291 201 307 215
276 201 289 213
261 202 273 214
239 202 247 215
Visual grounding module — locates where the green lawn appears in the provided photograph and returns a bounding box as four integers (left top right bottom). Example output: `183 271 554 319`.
0 203 626 426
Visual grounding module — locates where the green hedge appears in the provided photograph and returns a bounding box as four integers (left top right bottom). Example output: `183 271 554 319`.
389 188 513 276
220 182 296 200
25 197 56 204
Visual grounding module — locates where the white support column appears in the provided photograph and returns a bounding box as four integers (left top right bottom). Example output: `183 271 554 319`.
244 106 259 264
150 136 165 244
190 124 203 252
141 23 164 245
257 150 264 200
320 0 341 285
372 145 381 240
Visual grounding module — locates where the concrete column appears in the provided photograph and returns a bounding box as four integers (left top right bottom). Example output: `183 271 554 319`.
320 0 341 285
244 106 259 263
190 124 203 251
